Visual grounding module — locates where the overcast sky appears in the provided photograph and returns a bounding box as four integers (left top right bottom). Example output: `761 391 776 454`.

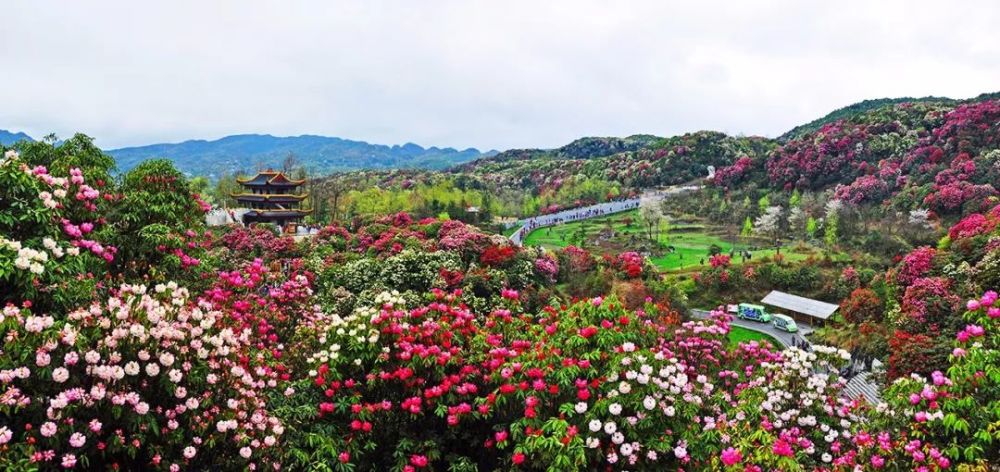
2 1 999 151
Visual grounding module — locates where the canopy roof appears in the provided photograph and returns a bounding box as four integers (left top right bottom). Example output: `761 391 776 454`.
760 290 838 320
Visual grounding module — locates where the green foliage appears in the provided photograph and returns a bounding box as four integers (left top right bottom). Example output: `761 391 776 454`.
805 217 818 239
14 133 116 184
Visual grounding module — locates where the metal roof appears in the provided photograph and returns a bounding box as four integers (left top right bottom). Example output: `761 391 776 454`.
760 290 839 320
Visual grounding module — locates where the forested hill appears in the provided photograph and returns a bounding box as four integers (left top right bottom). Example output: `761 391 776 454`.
107 134 495 177
779 91 1000 141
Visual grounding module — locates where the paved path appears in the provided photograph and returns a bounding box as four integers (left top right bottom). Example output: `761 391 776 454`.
689 309 881 404
509 185 701 246
689 309 811 348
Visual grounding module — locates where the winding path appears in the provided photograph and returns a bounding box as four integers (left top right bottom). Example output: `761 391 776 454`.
509 185 701 246
689 309 881 403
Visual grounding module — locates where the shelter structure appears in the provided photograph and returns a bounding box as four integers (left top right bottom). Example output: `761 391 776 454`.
760 290 838 327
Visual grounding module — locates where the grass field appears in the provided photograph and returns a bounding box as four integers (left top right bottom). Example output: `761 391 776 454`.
728 325 780 347
520 209 823 272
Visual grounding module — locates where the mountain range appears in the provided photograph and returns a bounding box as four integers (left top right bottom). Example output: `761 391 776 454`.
3 90 996 177
0 131 496 177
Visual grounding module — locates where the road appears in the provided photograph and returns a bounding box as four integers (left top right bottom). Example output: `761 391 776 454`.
689 309 810 348
509 185 701 246
689 309 881 403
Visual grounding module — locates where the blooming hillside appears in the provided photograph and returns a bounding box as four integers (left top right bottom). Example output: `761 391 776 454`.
1 145 999 471
714 99 1000 216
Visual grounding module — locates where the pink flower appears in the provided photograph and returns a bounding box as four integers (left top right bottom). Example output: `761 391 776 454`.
410 454 428 467
69 432 86 448
512 452 525 465
720 447 742 466
40 422 57 437
772 438 794 457
61 454 77 469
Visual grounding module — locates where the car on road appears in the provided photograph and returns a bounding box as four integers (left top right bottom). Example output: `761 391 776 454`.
771 313 798 333
737 303 771 323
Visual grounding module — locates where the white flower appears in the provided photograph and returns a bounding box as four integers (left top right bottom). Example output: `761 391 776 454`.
588 419 602 432
673 445 687 459
621 342 635 352
609 403 622 415
52 367 69 383
145 363 160 376
642 396 656 410
618 381 631 394
620 443 633 456
586 437 600 448
574 402 588 414
240 447 252 459
183 446 197 459
603 421 617 434
611 432 624 444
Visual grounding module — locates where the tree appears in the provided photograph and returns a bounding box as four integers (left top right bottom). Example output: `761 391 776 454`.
111 160 205 274
824 215 839 248
789 188 801 207
15 133 116 184
823 199 843 248
639 199 664 242
757 194 770 212
787 207 806 239
753 206 783 248
741 216 753 238
908 209 933 230
840 288 884 324
806 217 818 239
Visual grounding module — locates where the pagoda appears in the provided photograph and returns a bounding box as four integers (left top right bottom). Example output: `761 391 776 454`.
232 170 312 229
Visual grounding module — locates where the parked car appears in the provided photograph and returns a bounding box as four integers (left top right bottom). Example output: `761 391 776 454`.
737 303 772 323
771 313 798 333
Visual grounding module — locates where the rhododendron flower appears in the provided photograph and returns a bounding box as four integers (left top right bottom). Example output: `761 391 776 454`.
720 447 742 465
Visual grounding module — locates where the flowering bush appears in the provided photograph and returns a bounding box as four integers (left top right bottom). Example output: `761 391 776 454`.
0 151 115 312
0 283 286 470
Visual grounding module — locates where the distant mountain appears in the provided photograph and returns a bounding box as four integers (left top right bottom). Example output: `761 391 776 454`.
0 129 34 146
107 134 496 177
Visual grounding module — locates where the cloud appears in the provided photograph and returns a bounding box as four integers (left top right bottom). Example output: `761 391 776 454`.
1 0 998 150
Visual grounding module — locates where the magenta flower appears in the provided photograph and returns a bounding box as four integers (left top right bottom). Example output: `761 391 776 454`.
720 447 742 465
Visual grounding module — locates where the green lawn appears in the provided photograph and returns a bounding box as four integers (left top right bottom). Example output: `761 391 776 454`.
520 209 824 272
728 326 780 347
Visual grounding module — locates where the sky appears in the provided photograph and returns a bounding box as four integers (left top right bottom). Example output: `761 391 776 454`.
2 0 999 151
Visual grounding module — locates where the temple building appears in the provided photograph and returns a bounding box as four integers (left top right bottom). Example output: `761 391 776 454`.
232 170 312 229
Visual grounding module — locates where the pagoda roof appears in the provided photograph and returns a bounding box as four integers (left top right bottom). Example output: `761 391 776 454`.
243 209 313 218
231 193 308 202
237 170 307 186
